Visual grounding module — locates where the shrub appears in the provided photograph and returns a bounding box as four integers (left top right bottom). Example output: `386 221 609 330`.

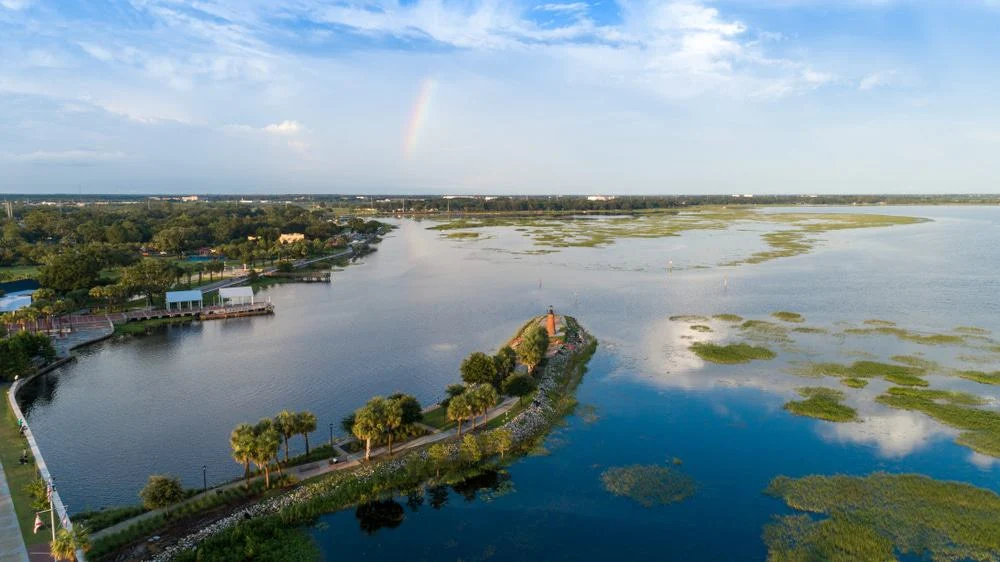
139 475 185 509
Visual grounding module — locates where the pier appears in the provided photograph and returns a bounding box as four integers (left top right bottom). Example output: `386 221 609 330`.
125 302 274 322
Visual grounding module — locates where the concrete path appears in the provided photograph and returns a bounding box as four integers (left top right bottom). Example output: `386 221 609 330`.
93 395 519 540
0 458 30 562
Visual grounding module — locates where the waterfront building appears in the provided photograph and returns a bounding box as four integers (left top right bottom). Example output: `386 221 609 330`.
219 287 255 306
165 290 204 311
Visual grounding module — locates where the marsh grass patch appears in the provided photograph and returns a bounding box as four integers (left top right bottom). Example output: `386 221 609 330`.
772 311 805 323
600 465 696 507
876 386 1000 457
712 314 743 323
764 473 1000 562
784 387 858 422
955 370 1000 385
690 342 777 364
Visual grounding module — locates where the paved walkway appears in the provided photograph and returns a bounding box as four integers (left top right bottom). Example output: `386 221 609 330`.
0 458 29 562
93 395 519 540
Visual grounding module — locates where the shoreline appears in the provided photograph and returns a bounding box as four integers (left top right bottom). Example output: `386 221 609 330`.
141 315 596 561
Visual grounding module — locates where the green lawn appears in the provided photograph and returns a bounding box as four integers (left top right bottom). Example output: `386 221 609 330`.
0 386 49 546
421 406 456 431
0 265 39 282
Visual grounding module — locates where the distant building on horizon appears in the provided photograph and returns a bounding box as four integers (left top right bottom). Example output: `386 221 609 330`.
587 195 616 201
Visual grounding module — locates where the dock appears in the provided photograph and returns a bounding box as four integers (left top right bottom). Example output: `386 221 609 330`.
125 302 274 323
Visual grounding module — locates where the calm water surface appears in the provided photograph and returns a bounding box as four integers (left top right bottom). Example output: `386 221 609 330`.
19 206 1000 559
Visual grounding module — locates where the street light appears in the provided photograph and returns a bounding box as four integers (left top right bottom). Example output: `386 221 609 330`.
202 465 207 494
329 423 334 450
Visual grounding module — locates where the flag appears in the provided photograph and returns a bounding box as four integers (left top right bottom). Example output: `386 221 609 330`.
33 513 42 534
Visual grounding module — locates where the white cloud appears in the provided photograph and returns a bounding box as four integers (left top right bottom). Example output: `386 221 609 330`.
859 69 900 91
534 2 590 14
262 120 303 135
818 411 950 458
0 0 33 10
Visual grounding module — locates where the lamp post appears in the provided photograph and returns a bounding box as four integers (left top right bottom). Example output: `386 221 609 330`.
202 465 207 494
329 423 334 450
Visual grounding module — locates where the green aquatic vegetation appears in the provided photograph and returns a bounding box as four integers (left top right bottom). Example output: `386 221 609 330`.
712 314 743 323
600 465 696 507
443 231 482 239
843 326 965 346
889 354 939 371
955 326 991 336
957 354 997 365
784 387 859 423
690 342 777 364
764 472 1000 562
690 325 712 333
876 387 1000 457
791 326 827 334
764 514 895 562
863 319 897 327
789 360 928 387
772 311 804 323
432 209 926 264
883 372 928 387
739 320 793 343
956 370 1000 385
840 378 869 389
670 315 709 322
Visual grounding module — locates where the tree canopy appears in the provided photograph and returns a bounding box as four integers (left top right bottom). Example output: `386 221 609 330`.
517 325 550 374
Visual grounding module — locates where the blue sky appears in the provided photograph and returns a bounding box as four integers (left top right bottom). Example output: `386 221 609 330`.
1 0 999 194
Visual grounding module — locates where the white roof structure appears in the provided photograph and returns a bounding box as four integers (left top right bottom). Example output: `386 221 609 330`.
165 290 204 305
219 287 254 303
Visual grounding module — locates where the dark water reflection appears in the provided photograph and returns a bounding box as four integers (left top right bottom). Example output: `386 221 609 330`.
18 206 1000 529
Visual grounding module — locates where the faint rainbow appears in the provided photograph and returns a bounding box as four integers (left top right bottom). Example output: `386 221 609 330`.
403 78 437 159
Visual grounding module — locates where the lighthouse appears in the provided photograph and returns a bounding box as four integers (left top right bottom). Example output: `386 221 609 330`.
546 306 557 337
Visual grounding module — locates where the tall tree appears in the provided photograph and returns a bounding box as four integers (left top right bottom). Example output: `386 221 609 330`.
503 374 537 405
296 411 318 455
517 325 550 374
447 393 472 439
250 419 281 488
50 526 91 561
489 428 514 459
460 352 498 388
353 397 387 462
383 398 404 456
229 423 255 487
493 346 517 380
274 410 297 463
467 383 498 431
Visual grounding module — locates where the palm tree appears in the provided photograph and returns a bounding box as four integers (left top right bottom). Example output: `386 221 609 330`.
296 411 318 455
229 423 255 487
274 410 296 463
353 398 386 461
383 399 403 456
250 421 281 488
470 384 498 430
50 525 91 561
447 393 471 438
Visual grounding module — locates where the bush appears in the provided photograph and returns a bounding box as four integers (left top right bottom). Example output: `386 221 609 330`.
139 475 185 509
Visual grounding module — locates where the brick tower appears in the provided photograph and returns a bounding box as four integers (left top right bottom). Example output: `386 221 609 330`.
546 306 557 337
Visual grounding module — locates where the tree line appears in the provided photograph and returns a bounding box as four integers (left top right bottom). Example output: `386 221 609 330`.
229 410 318 489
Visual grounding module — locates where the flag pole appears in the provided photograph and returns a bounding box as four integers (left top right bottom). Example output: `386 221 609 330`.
48 480 55 542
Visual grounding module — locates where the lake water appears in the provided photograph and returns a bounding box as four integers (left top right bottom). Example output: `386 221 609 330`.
19 206 1000 559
